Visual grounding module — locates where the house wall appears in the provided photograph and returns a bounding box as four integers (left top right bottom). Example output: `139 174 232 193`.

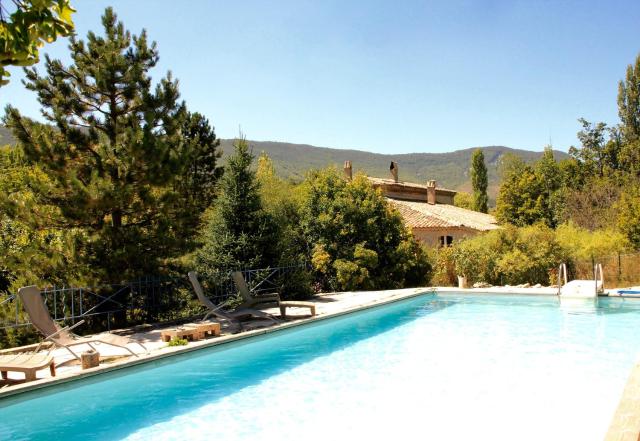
411 226 481 247
435 193 455 205
383 188 428 201
377 186 455 205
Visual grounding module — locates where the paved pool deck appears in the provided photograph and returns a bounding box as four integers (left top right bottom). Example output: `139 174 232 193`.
1 285 638 440
0 286 431 399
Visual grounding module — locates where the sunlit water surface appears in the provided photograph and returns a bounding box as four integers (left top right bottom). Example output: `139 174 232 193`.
2 294 640 441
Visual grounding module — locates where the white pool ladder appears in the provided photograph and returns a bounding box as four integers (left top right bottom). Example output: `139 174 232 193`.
557 263 604 299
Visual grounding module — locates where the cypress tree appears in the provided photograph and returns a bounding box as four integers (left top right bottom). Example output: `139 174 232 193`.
617 53 640 175
3 8 219 280
471 149 489 213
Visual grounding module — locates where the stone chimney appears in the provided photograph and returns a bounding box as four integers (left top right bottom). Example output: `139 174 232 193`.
390 161 399 183
427 180 437 204
344 160 353 181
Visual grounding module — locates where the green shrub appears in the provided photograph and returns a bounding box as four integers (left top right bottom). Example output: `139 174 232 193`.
301 169 432 291
555 222 628 261
167 337 188 347
430 247 456 286
446 224 570 286
275 267 314 300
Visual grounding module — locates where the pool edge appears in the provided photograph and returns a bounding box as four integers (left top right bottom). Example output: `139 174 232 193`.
605 360 640 441
0 287 433 402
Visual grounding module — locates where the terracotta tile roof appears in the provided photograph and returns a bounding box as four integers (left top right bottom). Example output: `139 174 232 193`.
390 201 453 228
388 199 499 231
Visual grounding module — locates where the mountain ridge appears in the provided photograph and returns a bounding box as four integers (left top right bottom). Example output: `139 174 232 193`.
1 126 567 199
219 139 567 198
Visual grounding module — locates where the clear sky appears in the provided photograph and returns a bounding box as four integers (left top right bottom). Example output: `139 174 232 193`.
1 0 640 154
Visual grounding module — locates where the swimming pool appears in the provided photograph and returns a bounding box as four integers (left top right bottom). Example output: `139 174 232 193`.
2 293 640 440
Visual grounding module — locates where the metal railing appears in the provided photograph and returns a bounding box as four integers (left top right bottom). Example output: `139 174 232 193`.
0 264 306 332
557 263 568 296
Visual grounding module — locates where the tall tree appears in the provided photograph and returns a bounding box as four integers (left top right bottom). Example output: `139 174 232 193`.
195 138 279 278
496 160 545 227
570 119 622 179
497 150 565 228
0 0 75 85
618 52 640 175
176 111 224 227
618 53 640 143
3 8 214 281
470 149 488 213
534 147 563 227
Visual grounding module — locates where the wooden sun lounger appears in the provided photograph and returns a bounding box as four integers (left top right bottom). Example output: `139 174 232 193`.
18 285 147 360
231 271 316 318
0 352 55 382
187 272 279 328
231 271 281 309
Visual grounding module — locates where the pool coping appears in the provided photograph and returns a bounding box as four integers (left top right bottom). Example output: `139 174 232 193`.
605 360 640 440
0 286 432 402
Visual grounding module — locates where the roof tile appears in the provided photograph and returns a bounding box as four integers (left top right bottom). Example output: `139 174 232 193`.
388 199 499 231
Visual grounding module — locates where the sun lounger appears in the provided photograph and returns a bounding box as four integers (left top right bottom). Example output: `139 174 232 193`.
18 285 147 360
187 272 278 327
0 352 55 382
231 271 316 318
616 289 640 296
231 271 281 309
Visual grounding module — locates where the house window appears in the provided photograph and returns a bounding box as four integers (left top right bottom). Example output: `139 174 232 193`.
439 235 454 247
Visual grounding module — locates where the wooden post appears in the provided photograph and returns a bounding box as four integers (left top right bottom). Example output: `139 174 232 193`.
81 350 100 369
618 253 622 282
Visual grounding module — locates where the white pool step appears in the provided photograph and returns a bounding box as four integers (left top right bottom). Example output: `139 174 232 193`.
559 279 602 298
557 263 604 300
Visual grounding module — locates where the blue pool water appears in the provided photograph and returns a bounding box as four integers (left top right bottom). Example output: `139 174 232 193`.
2 293 640 440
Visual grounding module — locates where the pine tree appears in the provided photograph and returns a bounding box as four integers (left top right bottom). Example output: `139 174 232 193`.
3 8 218 281
470 149 488 213
195 138 279 278
175 111 224 236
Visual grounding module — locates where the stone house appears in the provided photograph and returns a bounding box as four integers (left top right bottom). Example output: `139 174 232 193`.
343 160 499 247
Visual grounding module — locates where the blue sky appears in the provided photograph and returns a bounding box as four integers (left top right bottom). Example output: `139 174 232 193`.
1 0 640 154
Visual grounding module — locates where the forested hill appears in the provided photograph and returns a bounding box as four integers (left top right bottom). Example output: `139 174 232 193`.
0 126 566 198
0 126 13 146
219 139 568 197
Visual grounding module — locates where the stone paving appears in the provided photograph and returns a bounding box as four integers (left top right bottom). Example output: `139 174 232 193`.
605 360 640 441
0 286 429 396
